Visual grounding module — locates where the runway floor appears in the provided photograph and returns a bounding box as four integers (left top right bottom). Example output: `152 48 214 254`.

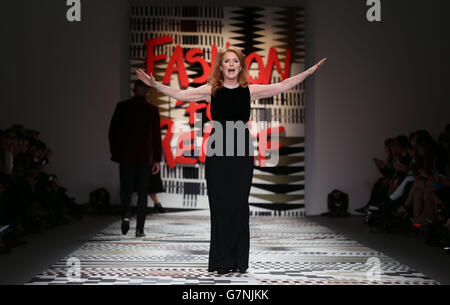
25 210 439 285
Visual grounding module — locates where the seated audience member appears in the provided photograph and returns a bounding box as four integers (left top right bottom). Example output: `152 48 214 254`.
412 125 450 229
0 123 85 252
386 135 413 202
397 132 445 226
356 138 395 213
419 175 450 225
375 138 396 178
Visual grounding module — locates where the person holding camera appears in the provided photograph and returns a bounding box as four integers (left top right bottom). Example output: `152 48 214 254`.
108 80 162 237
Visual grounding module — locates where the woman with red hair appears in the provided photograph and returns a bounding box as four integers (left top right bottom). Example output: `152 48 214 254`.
137 47 326 275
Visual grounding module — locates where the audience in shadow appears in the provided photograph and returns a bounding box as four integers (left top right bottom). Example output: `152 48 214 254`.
356 124 450 253
0 124 85 255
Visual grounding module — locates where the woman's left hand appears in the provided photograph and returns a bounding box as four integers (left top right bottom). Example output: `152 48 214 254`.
307 58 327 75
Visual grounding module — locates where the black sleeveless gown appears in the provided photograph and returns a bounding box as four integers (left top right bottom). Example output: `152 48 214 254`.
205 85 254 274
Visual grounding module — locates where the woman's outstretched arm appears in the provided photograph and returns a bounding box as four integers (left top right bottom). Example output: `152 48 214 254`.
249 58 327 101
136 69 211 102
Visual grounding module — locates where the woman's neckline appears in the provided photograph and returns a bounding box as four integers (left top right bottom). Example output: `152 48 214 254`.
223 84 240 89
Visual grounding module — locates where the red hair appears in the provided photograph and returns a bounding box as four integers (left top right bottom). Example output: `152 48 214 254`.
207 46 249 96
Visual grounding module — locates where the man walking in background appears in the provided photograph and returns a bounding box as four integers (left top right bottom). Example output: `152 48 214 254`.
108 80 162 237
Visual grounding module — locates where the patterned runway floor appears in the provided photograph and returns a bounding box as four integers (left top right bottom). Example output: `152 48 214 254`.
26 210 439 285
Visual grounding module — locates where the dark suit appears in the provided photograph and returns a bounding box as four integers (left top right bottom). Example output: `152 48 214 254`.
108 95 162 232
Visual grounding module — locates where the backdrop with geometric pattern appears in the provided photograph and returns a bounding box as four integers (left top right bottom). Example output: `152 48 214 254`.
129 6 306 216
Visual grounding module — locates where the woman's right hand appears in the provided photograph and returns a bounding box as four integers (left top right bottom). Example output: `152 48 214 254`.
136 68 157 87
